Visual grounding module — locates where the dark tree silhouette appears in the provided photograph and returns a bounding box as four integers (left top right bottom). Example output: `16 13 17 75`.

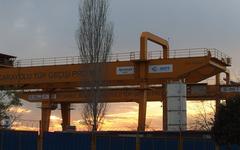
212 95 240 149
0 90 21 128
190 101 215 131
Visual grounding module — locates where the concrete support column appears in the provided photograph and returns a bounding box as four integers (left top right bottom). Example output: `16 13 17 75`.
61 103 71 131
41 101 52 133
138 89 147 131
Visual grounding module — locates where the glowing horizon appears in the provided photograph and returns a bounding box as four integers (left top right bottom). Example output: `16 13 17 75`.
11 101 216 132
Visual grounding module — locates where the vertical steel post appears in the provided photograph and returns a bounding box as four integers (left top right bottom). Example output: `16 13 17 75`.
137 32 148 132
40 101 52 150
139 32 169 131
61 103 71 131
162 84 168 131
137 87 147 131
91 132 96 150
41 101 51 133
226 72 230 85
0 130 3 150
215 74 221 113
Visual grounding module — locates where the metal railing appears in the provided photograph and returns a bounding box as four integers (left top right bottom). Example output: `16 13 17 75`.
148 48 230 60
208 48 231 65
148 48 207 59
13 48 231 67
13 51 140 67
169 48 209 58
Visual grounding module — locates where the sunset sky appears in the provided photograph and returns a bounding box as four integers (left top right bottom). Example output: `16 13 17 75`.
0 0 239 131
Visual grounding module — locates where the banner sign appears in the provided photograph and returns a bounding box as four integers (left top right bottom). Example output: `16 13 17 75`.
149 64 173 73
221 86 240 93
188 84 207 96
28 94 56 100
116 66 134 75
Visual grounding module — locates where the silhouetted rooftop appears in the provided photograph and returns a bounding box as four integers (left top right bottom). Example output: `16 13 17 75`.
0 53 16 59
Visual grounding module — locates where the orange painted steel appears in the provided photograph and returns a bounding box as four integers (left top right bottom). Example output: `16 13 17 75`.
0 56 228 89
140 32 169 60
41 101 52 133
18 84 240 103
0 32 232 132
140 31 169 130
61 103 71 131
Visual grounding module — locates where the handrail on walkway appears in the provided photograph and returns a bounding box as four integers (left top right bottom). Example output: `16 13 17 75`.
13 48 231 67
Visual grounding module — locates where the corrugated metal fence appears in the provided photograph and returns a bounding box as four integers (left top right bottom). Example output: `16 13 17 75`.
43 132 91 150
1 130 239 150
0 130 38 150
43 131 240 150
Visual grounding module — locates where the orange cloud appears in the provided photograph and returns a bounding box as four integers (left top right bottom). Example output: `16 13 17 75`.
9 107 31 113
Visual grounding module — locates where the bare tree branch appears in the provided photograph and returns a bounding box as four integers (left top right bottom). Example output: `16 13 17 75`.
190 101 215 131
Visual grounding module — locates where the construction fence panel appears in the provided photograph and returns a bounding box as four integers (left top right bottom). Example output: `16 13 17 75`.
41 131 240 150
43 132 91 150
96 135 136 150
0 130 38 150
183 138 215 150
220 144 240 150
140 137 178 150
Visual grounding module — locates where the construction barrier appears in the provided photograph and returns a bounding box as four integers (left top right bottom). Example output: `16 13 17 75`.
43 132 91 150
0 130 239 150
0 130 38 150
42 131 240 150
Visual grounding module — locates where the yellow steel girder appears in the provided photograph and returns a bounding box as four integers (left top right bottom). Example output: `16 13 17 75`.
17 84 240 103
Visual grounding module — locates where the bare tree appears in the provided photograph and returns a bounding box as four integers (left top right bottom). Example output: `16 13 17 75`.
0 90 22 129
81 101 107 131
76 0 113 131
190 101 215 131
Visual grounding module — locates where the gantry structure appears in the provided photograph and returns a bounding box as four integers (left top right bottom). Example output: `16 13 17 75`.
0 32 236 134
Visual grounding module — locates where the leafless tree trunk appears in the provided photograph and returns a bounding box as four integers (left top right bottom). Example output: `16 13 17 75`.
76 0 113 131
